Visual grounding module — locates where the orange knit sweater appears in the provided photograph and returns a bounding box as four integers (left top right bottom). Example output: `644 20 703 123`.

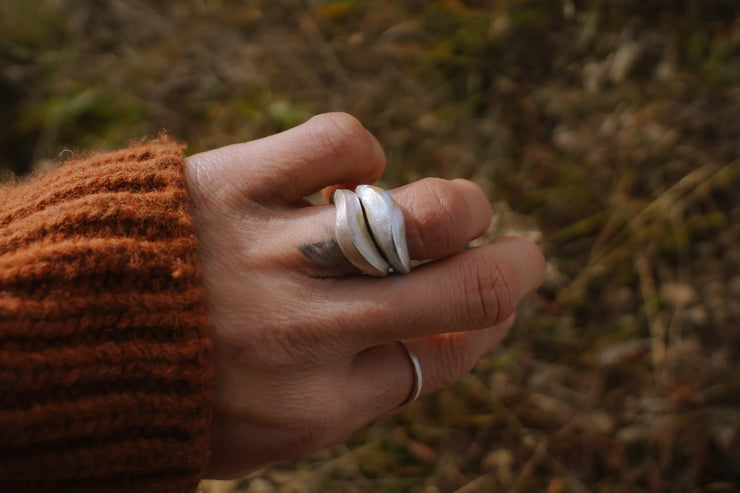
0 142 213 492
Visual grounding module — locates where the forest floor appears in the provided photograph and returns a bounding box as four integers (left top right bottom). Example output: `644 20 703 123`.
2 1 739 491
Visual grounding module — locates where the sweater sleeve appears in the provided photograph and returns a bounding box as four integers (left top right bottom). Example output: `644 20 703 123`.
0 141 213 492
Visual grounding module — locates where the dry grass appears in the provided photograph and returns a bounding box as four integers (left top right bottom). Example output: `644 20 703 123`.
2 1 739 491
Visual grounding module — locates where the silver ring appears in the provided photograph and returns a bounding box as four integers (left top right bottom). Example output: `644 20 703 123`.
399 340 422 406
355 185 411 274
331 186 411 277
333 188 390 277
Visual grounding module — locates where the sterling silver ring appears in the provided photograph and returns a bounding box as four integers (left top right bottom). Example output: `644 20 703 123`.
332 186 411 277
355 185 411 274
399 340 422 406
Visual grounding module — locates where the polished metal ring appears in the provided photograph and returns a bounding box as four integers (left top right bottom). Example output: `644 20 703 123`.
399 340 422 406
355 185 411 274
333 188 390 277
331 186 410 277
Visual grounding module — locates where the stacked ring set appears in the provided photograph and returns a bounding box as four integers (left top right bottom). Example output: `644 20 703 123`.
332 185 411 277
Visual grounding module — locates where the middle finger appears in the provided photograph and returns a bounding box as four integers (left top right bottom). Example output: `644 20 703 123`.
264 177 493 277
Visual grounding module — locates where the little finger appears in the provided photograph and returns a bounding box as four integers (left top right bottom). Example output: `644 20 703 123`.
347 316 514 415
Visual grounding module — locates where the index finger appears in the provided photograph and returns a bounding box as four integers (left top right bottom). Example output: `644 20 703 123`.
187 113 385 207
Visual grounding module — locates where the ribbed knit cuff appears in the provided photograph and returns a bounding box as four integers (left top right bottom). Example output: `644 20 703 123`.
0 141 213 492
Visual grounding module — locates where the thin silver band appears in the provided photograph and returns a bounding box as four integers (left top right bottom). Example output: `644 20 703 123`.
399 340 422 406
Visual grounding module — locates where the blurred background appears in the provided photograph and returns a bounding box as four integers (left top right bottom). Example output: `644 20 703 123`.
2 0 739 491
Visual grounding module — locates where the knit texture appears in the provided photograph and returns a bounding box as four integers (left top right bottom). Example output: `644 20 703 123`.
0 142 213 492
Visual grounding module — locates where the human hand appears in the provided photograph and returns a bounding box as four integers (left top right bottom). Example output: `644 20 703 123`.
184 113 546 478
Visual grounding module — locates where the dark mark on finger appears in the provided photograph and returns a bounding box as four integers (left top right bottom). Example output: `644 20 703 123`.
299 239 356 275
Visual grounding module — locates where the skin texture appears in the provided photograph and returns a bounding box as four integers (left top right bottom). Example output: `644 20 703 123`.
184 113 547 478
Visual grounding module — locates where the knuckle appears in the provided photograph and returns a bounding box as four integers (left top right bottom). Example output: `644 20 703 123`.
458 254 513 328
409 178 470 255
306 112 372 163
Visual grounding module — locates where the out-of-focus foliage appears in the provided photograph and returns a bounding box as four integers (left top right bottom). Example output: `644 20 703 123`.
2 0 739 491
